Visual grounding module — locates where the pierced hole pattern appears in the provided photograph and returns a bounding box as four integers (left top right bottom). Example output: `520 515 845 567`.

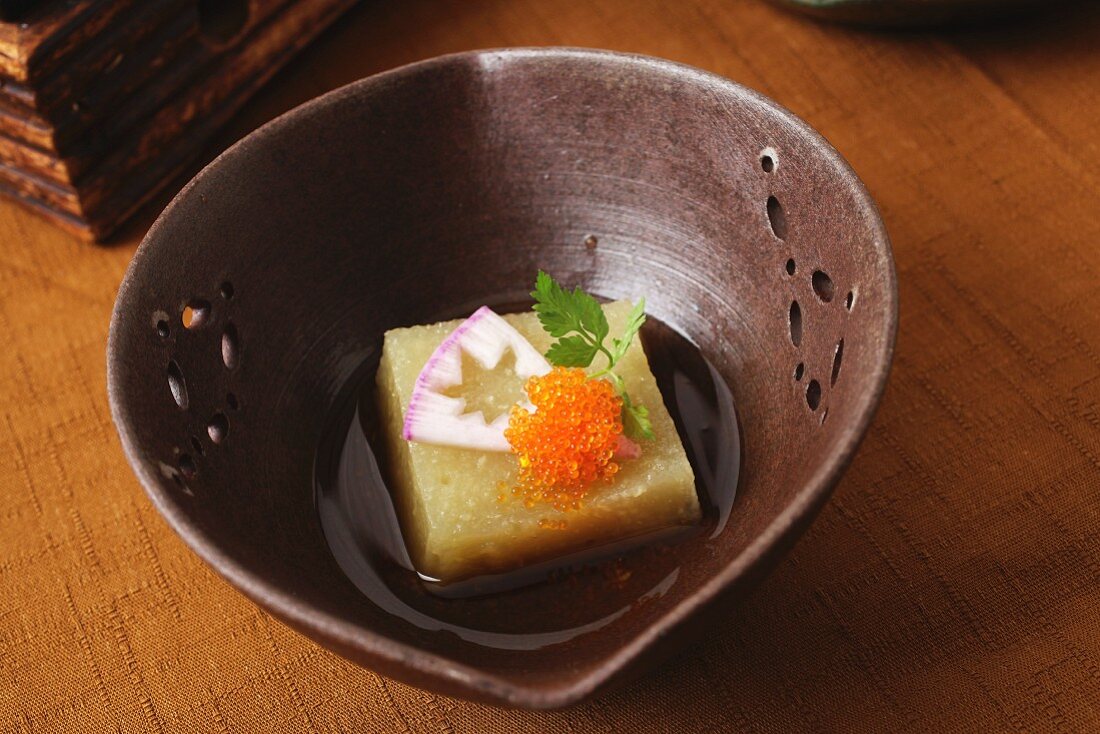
222 323 240 370
158 284 243 483
760 146 778 173
789 301 802 347
767 175 854 422
182 300 211 329
831 339 844 386
812 270 835 303
207 413 229 444
767 196 788 240
167 360 188 410
806 379 822 411
584 234 598 249
178 454 197 480
152 310 171 338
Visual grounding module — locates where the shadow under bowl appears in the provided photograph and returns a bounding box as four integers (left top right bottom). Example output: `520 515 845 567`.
107 48 897 708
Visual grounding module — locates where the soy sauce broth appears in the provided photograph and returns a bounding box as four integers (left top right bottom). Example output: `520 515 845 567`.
314 314 740 649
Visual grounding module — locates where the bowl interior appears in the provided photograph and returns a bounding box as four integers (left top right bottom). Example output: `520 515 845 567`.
109 48 895 706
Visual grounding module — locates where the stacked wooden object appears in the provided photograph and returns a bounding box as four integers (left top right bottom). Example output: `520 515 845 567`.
0 0 358 240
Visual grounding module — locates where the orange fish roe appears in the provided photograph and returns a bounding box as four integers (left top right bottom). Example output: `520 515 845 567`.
504 366 624 512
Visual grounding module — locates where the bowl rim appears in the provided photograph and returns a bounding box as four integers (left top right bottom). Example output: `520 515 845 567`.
107 46 898 708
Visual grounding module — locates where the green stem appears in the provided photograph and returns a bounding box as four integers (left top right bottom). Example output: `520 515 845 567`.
591 367 625 396
571 327 618 372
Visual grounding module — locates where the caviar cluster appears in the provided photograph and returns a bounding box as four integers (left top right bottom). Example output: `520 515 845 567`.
505 367 624 511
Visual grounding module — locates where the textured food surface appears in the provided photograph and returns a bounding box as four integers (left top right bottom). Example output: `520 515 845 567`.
376 301 700 582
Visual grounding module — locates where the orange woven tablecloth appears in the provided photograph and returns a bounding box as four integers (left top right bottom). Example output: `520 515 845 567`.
3 1 1100 731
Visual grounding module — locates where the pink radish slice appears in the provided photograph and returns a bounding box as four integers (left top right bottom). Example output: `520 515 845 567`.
403 306 551 451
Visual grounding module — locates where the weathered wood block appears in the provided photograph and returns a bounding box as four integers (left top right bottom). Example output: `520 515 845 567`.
0 0 360 240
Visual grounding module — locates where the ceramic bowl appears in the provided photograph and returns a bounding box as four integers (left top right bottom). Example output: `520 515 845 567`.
108 48 897 708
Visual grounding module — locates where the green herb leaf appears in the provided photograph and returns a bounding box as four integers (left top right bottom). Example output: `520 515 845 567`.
575 286 610 345
622 393 655 441
545 335 599 368
531 270 576 337
611 297 646 364
531 270 611 347
533 271 654 440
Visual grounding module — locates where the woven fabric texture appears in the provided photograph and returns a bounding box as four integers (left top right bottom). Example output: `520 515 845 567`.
2 1 1100 731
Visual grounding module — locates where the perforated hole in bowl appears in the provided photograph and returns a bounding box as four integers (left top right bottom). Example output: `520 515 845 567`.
222 323 240 370
226 392 239 411
152 310 172 337
806 379 822 411
793 362 804 381
760 146 778 173
178 454 197 480
785 258 795 276
190 436 204 456
767 196 788 240
831 339 844 385
845 290 855 310
811 271 835 303
182 300 211 329
167 360 188 410
207 413 229 444
788 300 802 347
220 281 235 300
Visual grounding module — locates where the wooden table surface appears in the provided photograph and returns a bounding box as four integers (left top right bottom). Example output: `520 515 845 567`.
3 1 1100 731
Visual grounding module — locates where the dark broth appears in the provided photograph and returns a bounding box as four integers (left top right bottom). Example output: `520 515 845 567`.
314 316 740 650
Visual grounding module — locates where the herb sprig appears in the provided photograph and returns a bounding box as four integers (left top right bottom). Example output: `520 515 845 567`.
531 271 654 440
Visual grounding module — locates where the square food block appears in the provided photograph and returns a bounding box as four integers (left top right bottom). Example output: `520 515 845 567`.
376 301 699 583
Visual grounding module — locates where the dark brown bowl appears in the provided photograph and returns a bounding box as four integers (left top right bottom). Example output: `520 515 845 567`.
107 48 896 708
766 0 1059 27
